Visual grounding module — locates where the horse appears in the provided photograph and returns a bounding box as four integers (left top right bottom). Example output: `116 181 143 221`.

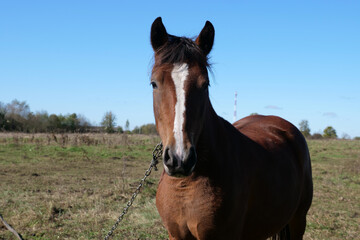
149 17 313 240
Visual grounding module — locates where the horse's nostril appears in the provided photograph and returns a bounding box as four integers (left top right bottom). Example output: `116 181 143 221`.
163 147 179 169
189 146 196 159
187 146 197 166
164 147 171 164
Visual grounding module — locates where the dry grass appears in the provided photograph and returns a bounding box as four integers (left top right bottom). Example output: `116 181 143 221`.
0 134 359 239
0 133 166 240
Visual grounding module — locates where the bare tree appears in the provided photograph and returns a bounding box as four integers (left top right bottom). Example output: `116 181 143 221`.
5 99 30 131
6 99 30 119
299 120 311 138
125 119 130 131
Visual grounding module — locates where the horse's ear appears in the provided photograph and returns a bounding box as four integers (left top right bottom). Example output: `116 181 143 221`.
195 21 215 56
151 17 168 52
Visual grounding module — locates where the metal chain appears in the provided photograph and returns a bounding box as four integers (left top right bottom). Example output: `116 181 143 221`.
103 142 163 240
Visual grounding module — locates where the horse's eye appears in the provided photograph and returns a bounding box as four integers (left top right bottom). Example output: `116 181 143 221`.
150 81 158 89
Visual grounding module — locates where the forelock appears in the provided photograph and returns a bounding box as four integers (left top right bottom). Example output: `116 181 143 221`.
153 35 210 70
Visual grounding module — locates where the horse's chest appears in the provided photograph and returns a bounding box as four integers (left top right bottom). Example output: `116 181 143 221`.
156 177 222 239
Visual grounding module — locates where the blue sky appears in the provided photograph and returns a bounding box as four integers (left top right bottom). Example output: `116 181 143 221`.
0 1 359 137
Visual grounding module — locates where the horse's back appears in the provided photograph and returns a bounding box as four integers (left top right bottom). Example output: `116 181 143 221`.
233 114 312 185
233 115 313 239
234 115 310 164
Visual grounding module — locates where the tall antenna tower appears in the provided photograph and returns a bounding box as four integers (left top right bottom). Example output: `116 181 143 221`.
233 91 237 123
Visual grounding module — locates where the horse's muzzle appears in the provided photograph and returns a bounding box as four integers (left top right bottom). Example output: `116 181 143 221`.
163 145 197 177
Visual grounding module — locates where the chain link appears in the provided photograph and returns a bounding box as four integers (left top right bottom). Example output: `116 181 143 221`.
103 142 163 240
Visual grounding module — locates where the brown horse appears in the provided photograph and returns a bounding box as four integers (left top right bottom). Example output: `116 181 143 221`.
150 17 313 240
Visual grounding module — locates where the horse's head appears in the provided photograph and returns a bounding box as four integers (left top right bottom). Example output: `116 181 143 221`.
150 17 215 177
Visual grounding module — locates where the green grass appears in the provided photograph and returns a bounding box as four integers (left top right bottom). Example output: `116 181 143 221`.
1 134 359 239
304 139 360 240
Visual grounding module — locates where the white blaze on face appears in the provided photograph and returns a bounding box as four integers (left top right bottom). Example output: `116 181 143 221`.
171 63 189 159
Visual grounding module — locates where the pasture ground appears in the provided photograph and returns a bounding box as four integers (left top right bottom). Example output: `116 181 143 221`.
0 133 359 239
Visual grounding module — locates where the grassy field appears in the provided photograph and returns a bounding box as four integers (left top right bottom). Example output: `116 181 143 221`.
0 133 359 240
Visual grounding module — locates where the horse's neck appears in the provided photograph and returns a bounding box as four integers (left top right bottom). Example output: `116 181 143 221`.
196 103 239 169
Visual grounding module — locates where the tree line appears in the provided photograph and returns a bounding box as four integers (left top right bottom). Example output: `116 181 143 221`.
0 100 90 132
100 111 157 135
1 99 357 138
0 99 157 134
298 119 354 139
